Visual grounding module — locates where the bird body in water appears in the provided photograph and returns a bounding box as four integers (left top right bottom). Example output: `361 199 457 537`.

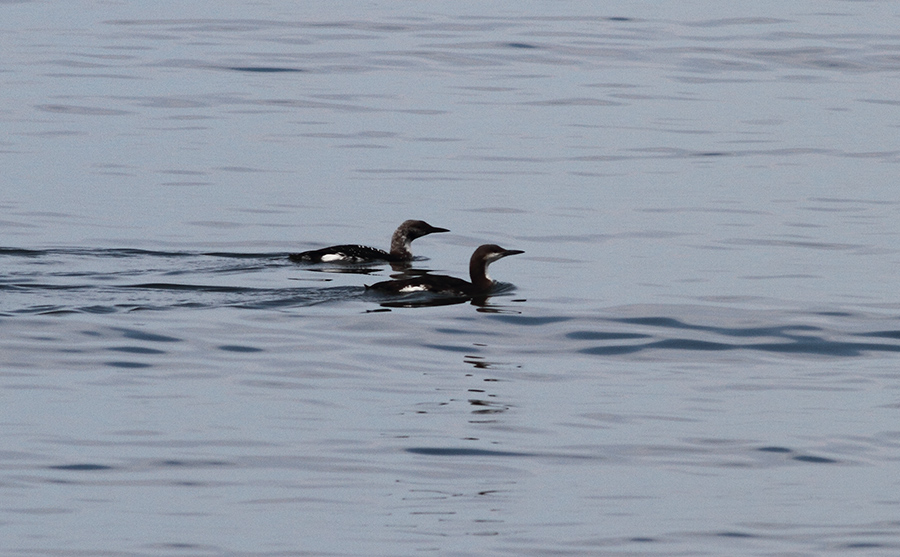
367 244 523 297
289 220 448 263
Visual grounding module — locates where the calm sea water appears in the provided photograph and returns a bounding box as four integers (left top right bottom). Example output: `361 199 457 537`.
3 1 900 555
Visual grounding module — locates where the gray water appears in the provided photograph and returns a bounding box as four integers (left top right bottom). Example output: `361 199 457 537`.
3 1 900 555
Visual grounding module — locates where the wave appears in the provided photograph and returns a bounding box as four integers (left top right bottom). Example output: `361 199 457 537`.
486 306 900 359
0 247 368 314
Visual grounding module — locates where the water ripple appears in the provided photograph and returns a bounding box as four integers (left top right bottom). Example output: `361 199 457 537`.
0 247 363 314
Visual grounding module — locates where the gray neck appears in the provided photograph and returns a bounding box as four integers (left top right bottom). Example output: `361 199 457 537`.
390 229 413 259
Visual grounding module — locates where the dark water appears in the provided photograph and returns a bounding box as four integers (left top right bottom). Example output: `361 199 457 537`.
4 1 900 555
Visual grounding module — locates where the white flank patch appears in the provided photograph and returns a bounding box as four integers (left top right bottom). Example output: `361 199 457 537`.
399 285 428 293
320 253 346 262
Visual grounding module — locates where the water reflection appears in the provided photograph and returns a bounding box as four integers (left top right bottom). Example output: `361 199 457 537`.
372 290 524 311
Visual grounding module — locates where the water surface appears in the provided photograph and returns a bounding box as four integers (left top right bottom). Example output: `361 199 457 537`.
3 1 900 555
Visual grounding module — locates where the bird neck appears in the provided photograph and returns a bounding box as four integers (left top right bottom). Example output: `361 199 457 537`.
389 231 412 259
469 258 493 292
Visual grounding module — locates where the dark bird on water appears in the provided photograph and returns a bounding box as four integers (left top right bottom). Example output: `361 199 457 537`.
366 244 523 297
289 220 449 263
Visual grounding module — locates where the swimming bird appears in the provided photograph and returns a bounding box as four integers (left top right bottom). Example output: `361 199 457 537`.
366 244 523 297
289 220 449 263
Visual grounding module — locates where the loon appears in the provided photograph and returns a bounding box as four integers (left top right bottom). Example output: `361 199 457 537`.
289 220 449 263
367 244 523 297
